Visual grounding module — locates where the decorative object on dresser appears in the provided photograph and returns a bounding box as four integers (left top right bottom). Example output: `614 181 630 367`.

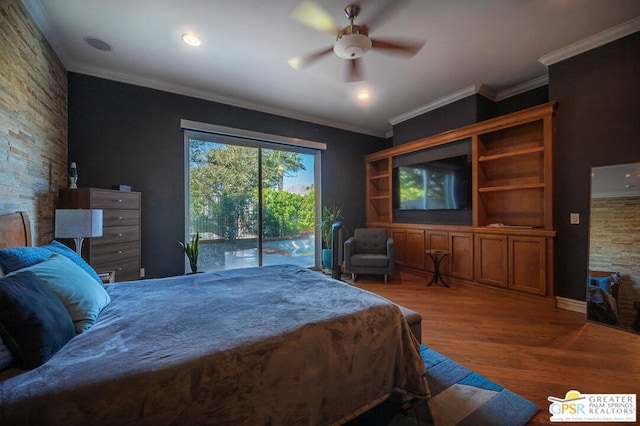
58 188 141 282
54 209 103 254
68 162 78 189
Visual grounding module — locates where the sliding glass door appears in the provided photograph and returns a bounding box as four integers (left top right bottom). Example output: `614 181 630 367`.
186 134 317 271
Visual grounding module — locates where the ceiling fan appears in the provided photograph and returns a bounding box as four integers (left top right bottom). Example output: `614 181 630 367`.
288 1 425 82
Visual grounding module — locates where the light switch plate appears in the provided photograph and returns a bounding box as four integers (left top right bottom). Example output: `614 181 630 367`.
570 213 580 224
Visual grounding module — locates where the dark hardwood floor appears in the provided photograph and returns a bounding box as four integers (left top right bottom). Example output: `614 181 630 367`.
348 270 640 425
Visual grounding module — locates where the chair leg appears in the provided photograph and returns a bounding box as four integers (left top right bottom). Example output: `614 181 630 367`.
352 273 356 282
384 274 387 285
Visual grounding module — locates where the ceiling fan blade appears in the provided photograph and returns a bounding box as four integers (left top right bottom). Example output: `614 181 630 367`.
363 0 411 33
288 46 334 70
290 1 339 35
370 37 425 57
346 58 365 82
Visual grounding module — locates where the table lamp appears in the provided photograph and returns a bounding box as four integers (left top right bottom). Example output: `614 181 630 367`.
54 209 103 255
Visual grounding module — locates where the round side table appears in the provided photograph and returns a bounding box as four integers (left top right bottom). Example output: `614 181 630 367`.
425 249 450 287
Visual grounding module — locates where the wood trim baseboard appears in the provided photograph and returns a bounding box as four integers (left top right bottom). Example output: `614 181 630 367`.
555 296 587 313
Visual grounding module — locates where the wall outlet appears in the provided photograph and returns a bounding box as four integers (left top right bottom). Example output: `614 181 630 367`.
570 213 580 225
140 267 145 278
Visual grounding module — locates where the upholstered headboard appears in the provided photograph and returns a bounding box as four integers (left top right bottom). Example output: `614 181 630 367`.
0 211 32 249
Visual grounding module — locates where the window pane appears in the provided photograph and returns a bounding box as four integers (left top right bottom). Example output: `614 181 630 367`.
189 139 259 271
261 150 315 268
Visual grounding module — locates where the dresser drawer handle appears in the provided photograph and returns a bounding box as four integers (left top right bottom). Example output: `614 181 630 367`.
117 267 122 271
118 216 123 220
116 250 123 254
116 199 123 202
117 233 123 237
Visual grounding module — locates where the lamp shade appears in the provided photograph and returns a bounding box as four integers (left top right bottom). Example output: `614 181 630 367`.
55 209 103 239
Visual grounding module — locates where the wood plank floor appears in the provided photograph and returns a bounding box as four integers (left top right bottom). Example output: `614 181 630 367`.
348 270 640 425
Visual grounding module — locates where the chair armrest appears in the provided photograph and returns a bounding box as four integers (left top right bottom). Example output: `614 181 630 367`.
386 238 394 257
344 237 355 270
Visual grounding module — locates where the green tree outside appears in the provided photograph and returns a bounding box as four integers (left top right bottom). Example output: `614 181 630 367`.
189 140 314 240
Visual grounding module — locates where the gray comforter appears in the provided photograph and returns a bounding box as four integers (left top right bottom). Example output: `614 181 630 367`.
0 264 428 425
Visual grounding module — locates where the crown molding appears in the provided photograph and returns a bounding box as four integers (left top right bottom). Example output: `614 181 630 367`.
592 191 640 199
66 63 387 138
539 16 640 66
388 76 550 127
21 0 72 64
494 75 549 101
389 84 480 126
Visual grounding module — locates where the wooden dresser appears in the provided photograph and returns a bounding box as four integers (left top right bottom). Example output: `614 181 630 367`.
58 188 141 282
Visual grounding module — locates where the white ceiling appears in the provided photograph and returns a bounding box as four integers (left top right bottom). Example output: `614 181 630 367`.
23 0 640 137
592 163 640 198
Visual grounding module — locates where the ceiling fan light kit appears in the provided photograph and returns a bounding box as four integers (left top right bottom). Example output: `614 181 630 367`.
334 33 372 59
290 1 424 82
334 4 371 59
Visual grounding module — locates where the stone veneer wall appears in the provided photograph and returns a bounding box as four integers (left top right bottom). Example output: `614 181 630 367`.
0 0 68 245
589 196 640 329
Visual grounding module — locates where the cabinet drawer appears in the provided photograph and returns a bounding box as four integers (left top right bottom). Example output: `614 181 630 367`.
93 225 140 245
90 190 140 210
103 209 140 226
93 256 140 282
91 241 139 265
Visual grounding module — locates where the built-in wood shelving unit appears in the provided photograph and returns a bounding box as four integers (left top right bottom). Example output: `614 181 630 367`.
364 101 558 300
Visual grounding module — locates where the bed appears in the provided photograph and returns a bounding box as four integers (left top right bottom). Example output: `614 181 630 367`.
0 211 429 425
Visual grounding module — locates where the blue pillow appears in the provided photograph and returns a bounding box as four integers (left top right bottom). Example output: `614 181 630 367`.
589 276 612 293
9 254 111 333
0 271 75 369
0 240 102 285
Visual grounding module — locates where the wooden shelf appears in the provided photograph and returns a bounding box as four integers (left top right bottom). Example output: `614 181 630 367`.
366 157 392 223
478 146 544 162
478 183 545 193
369 174 390 180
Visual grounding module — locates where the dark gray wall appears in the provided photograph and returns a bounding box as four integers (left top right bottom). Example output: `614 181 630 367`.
391 90 549 147
392 95 479 145
550 32 640 300
67 73 385 278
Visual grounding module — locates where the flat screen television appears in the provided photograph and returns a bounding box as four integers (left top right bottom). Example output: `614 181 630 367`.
393 154 471 211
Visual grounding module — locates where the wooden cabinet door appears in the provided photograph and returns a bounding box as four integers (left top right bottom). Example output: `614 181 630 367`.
391 229 407 266
509 236 547 295
449 232 473 281
474 234 508 288
426 231 448 273
405 229 425 269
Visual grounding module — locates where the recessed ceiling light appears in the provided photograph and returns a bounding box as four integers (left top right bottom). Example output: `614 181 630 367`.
84 37 112 51
357 90 370 100
182 33 201 47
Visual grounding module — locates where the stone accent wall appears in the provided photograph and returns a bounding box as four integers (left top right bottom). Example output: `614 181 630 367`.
589 196 640 329
0 0 68 245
